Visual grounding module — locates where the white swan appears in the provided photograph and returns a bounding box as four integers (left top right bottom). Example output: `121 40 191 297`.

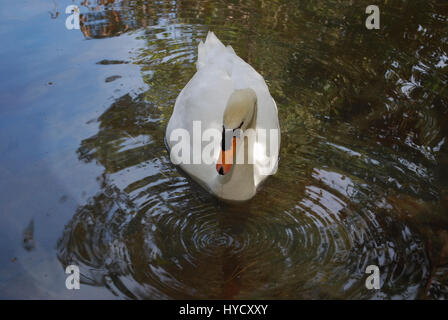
165 31 280 201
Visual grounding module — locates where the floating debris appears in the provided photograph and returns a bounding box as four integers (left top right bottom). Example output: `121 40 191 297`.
59 195 68 203
23 219 35 252
105 75 122 83
96 60 128 65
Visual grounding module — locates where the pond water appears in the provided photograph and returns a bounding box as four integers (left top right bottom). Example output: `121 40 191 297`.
0 0 447 299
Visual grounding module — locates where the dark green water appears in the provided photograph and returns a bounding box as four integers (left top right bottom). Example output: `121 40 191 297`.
0 0 447 299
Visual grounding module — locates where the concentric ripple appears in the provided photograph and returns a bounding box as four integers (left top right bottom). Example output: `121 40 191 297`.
57 151 431 298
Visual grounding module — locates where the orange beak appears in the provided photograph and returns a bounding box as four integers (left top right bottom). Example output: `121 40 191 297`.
216 137 236 175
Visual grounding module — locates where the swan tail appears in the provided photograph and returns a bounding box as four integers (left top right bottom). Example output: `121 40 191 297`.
197 31 232 71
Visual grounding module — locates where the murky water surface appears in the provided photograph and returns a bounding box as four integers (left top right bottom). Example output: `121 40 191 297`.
0 0 447 299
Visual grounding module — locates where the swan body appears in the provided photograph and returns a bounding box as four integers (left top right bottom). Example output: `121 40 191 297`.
165 31 280 201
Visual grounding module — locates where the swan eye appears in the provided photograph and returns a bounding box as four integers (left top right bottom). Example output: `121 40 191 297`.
222 127 233 150
233 121 244 132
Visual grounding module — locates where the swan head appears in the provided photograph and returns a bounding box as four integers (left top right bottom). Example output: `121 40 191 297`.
216 88 257 175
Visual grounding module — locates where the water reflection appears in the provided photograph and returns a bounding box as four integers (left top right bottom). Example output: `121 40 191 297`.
56 0 448 299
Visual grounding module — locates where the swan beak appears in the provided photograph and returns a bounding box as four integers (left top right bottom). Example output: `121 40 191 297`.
216 137 236 175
